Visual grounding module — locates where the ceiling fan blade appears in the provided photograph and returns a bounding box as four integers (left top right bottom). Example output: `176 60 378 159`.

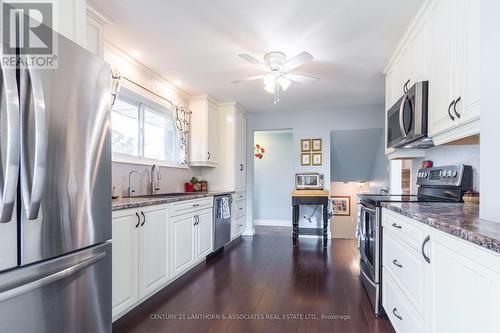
238 54 264 66
285 51 314 70
231 75 265 83
285 73 319 83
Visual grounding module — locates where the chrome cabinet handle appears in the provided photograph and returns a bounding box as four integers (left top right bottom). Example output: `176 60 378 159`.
392 259 403 268
453 96 461 118
207 152 211 160
422 235 431 263
392 223 402 229
240 164 244 171
135 212 140 228
392 308 403 320
193 215 199 226
0 63 20 223
447 100 456 121
192 203 200 207
20 67 47 220
140 211 146 227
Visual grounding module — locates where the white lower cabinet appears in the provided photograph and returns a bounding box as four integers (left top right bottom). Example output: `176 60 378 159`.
382 208 500 333
112 204 169 320
112 198 214 321
170 199 214 279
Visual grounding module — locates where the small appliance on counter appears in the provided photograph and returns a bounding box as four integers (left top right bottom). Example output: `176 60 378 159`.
357 164 473 316
295 172 324 190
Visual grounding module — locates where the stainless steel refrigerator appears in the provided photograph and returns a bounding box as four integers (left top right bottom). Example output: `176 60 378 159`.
0 22 112 333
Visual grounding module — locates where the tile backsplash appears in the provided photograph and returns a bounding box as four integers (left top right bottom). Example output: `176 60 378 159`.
112 162 201 197
410 144 480 193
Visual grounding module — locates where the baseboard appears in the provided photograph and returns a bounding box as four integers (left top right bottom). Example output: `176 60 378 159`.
254 219 291 227
242 228 255 236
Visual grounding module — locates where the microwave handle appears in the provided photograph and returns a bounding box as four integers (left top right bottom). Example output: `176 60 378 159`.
399 95 408 137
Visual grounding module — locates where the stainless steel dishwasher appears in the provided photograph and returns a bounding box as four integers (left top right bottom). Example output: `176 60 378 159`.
213 195 232 251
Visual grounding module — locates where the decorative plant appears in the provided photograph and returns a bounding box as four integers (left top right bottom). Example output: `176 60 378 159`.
190 177 199 184
254 144 265 159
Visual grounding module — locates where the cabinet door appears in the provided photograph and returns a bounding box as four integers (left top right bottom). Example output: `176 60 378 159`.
429 231 500 333
428 0 454 137
453 0 480 125
112 210 139 318
196 209 213 259
207 99 219 164
236 110 247 191
171 213 196 278
138 206 169 298
407 17 430 84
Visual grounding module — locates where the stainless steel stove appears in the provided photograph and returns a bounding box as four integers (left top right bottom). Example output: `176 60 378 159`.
357 165 472 316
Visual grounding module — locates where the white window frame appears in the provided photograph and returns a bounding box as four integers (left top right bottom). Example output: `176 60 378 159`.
112 88 186 169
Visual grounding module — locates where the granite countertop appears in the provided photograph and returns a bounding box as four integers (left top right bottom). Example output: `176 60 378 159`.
382 202 500 254
112 191 235 211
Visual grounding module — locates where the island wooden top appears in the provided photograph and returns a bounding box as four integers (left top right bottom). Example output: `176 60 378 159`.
291 190 330 197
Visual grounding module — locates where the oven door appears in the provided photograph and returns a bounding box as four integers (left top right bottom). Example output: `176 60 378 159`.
358 203 379 284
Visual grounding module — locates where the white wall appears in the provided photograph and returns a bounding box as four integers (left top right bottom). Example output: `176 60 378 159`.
253 131 294 225
480 0 500 222
245 104 385 235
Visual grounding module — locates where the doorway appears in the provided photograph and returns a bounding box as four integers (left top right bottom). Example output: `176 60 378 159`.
253 130 293 230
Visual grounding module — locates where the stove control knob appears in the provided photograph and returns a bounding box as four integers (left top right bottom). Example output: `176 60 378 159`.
439 170 443 177
447 170 453 177
451 170 458 177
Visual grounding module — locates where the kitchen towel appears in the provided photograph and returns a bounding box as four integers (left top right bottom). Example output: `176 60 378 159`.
222 197 230 219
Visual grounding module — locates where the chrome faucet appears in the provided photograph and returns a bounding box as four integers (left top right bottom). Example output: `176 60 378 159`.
380 188 389 195
128 170 141 197
151 164 161 195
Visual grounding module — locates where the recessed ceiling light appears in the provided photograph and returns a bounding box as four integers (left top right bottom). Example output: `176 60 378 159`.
173 80 182 87
130 50 140 58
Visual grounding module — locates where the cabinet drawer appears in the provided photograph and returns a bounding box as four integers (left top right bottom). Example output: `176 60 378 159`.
382 208 426 252
232 192 246 202
383 229 426 314
232 200 246 218
171 197 213 216
383 268 424 333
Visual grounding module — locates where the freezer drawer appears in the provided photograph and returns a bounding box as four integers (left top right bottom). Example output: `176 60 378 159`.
0 242 111 333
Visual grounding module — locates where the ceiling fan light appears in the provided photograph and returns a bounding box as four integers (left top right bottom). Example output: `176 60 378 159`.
264 82 275 94
277 76 291 91
263 74 275 87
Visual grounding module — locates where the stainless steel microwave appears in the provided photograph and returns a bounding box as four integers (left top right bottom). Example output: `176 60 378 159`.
386 81 433 149
295 173 324 190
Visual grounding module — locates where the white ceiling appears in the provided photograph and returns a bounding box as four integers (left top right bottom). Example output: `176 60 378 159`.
92 0 423 112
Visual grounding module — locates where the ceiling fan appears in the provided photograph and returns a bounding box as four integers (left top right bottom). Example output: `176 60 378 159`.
232 51 319 104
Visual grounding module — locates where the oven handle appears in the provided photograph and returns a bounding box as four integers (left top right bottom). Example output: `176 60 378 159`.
399 95 408 137
359 203 377 215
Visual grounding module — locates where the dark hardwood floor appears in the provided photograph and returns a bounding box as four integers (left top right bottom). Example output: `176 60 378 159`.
113 231 394 333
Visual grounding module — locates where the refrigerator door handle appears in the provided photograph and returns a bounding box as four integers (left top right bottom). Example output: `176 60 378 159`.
0 63 20 223
0 251 105 303
20 67 47 220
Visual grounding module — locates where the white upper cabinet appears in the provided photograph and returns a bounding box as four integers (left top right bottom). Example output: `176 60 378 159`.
427 0 480 144
86 4 112 58
201 103 247 191
385 0 480 149
189 95 219 167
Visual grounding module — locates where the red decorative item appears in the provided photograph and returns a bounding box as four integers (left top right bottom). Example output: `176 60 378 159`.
184 183 194 192
422 160 433 168
254 144 265 159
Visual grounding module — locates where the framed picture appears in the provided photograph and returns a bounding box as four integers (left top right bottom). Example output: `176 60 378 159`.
331 196 351 216
312 138 322 151
301 139 311 152
312 153 322 166
301 153 311 166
